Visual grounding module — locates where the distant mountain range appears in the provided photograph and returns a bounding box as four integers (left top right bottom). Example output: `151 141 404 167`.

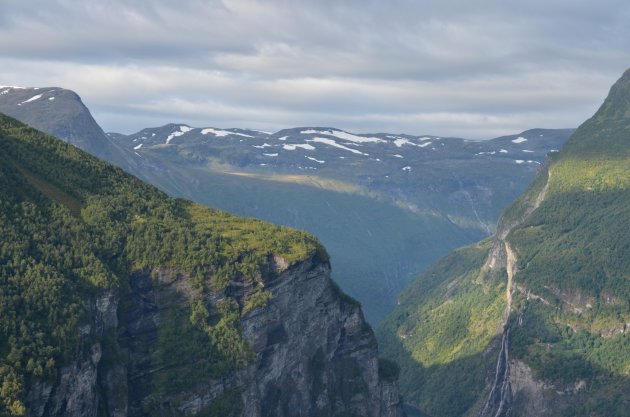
110 123 571 234
0 85 573 323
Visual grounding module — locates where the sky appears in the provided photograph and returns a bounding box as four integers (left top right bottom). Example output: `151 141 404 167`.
0 0 629 139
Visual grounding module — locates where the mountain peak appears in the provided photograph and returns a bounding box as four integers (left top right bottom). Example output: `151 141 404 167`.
560 68 630 159
593 67 630 120
0 86 144 176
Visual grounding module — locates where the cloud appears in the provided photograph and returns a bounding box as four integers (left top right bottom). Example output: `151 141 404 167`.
0 0 628 138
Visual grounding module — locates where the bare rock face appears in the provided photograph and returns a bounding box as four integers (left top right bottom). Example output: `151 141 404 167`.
25 254 405 417
509 360 549 417
238 255 405 417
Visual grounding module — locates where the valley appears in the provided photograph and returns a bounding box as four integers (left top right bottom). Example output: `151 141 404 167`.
0 86 572 323
1 2 627 417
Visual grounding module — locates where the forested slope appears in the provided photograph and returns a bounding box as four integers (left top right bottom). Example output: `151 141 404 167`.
378 68 630 417
0 113 404 417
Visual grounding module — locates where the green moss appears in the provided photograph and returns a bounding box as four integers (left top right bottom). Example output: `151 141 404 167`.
242 289 273 315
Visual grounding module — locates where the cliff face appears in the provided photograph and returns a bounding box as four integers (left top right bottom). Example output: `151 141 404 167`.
24 254 405 417
0 113 404 417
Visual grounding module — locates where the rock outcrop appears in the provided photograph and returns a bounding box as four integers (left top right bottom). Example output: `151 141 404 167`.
25 253 405 417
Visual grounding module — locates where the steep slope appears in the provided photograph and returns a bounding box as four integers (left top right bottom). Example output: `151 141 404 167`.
0 113 405 417
378 69 630 417
0 86 140 176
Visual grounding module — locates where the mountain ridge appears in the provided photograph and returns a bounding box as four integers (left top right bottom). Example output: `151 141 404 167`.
0 86 143 177
378 68 630 417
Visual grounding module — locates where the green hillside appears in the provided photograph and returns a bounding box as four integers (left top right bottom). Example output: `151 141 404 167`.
0 114 322 416
378 69 630 417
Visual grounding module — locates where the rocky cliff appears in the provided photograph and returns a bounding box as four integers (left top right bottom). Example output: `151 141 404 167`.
25 254 404 417
0 113 405 417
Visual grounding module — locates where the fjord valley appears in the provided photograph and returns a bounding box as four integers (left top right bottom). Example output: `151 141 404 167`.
0 114 405 417
378 69 630 417
2 0 629 416
0 86 573 324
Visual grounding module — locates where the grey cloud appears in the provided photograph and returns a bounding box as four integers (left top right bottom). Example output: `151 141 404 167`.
0 0 628 138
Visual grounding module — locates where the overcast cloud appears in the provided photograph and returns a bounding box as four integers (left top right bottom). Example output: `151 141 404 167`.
1 0 629 138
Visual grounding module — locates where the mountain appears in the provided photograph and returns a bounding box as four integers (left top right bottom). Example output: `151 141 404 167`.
111 123 571 238
0 86 140 176
0 113 405 417
0 87 573 324
377 69 630 417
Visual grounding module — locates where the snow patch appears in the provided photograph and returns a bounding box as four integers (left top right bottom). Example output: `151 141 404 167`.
18 94 43 105
515 160 525 164
499 149 508 153
512 137 528 144
393 138 413 147
133 144 143 150
306 156 325 164
307 137 367 155
278 136 288 141
252 143 272 149
263 153 278 157
201 127 253 138
402 166 411 171
393 138 432 148
166 125 193 144
393 154 404 158
48 97 55 101
283 143 315 151
522 150 534 153
300 129 384 143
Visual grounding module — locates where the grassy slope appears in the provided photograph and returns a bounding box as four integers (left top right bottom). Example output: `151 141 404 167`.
378 69 630 417
0 113 321 416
